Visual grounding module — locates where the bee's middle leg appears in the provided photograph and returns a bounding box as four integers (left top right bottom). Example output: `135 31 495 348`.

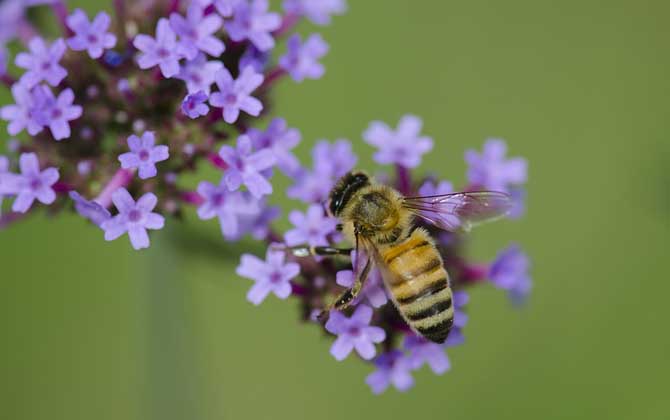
287 245 353 258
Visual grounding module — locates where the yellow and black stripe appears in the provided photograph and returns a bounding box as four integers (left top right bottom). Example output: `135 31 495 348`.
380 229 454 343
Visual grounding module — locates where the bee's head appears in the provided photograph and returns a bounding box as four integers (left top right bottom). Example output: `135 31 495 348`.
327 171 370 217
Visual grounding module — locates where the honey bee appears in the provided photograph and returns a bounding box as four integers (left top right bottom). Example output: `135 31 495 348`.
289 171 511 343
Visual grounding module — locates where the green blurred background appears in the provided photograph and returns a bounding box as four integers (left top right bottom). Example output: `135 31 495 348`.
2 0 669 419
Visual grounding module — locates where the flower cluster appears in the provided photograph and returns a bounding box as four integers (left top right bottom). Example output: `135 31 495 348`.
0 0 336 248
237 114 532 393
0 0 532 394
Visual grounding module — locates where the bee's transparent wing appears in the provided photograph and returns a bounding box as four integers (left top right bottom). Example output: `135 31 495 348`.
402 191 512 232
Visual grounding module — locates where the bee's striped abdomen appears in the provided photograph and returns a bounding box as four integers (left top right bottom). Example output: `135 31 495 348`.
380 229 453 343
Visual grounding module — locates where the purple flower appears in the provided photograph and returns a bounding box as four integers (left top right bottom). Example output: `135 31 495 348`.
404 335 450 375
66 9 117 59
196 180 260 238
118 132 169 179
239 45 269 73
225 0 281 52
133 18 184 78
170 4 225 60
279 33 328 82
465 138 527 192
0 155 9 213
325 305 385 361
100 188 165 250
283 0 347 25
507 187 526 219
237 204 280 240
40 87 83 141
445 291 469 347
15 37 67 87
181 91 210 119
209 65 264 123
284 204 338 247
247 118 301 176
176 54 223 95
312 139 357 178
286 168 332 203
489 244 532 303
418 179 453 197
236 248 301 305
363 115 433 169
213 0 242 17
0 153 59 213
218 134 276 198
0 83 46 136
69 191 111 226
365 350 415 394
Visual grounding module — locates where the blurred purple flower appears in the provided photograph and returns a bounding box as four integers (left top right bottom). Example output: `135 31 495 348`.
238 204 280 240
284 204 338 247
176 54 223 95
133 18 184 78
445 290 469 347
404 335 450 375
182 91 210 119
0 155 9 213
489 244 532 303
507 187 526 219
69 191 111 226
40 87 83 141
101 188 165 250
312 138 357 178
0 153 59 213
236 248 301 305
209 65 264 123
418 179 453 197
226 0 281 52
1 83 47 136
118 132 169 179
465 138 527 192
363 115 433 169
170 4 225 60
218 135 276 198
286 168 332 203
325 305 385 361
66 9 117 59
239 45 269 73
247 117 301 176
279 33 328 82
15 37 67 87
283 0 347 25
365 350 415 394
196 179 260 238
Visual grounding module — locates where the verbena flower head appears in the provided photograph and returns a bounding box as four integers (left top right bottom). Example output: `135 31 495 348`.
363 114 433 168
66 9 117 59
0 152 59 213
134 18 184 78
170 4 225 60
325 305 386 361
15 37 67 87
465 138 528 192
218 134 276 198
101 188 165 250
209 66 264 123
280 33 329 82
118 132 169 180
237 248 301 305
226 0 281 52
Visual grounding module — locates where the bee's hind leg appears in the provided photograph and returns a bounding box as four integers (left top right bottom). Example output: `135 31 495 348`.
317 257 372 322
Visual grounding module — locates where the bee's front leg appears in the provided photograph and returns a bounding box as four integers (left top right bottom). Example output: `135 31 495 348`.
317 257 372 322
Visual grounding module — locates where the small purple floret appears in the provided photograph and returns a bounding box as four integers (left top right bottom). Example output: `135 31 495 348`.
66 9 117 59
465 138 527 192
176 54 223 95
69 191 111 226
182 91 210 119
225 0 281 52
196 179 260 239
247 117 301 176
100 188 165 250
325 305 386 361
236 248 301 305
170 4 225 60
489 244 532 304
284 204 338 247
133 18 184 78
209 65 264 123
15 37 67 87
218 134 276 198
0 152 59 213
279 33 329 82
118 131 169 179
365 350 415 394
363 114 433 169
283 0 347 25
404 335 450 375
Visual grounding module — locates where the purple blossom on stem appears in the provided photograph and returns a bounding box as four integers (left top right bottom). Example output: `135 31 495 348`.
312 139 357 178
40 87 83 141
133 18 184 78
225 0 281 52
286 168 332 203
66 9 117 59
176 54 223 95
279 33 328 82
209 65 264 123
15 37 67 87
239 45 269 73
283 0 347 26
365 350 415 394
284 204 337 247
170 4 225 60
118 131 169 179
325 305 385 361
404 335 450 375
237 204 280 240
181 91 210 119
0 153 59 213
196 179 260 238
0 83 46 136
363 115 433 169
218 134 276 198
489 244 532 304
465 138 527 192
100 188 165 250
69 191 111 226
247 117 301 176
213 0 242 17
236 248 301 305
